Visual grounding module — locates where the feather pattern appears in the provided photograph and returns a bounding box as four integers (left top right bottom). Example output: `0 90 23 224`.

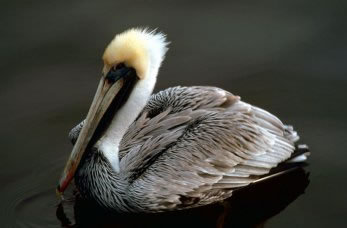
71 86 304 212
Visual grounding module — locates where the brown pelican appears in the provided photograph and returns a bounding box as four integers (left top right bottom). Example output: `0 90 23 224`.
57 28 310 212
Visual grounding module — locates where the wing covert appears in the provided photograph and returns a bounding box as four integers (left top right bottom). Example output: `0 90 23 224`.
118 87 296 211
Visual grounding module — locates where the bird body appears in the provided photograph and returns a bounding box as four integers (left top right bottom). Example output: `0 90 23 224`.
58 28 309 213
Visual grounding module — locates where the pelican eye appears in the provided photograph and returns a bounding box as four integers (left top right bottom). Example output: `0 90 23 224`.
113 63 126 71
106 63 130 83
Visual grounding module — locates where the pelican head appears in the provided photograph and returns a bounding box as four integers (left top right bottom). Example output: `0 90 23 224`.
57 28 168 194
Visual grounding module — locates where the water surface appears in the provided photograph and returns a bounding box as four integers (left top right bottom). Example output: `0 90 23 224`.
1 0 347 227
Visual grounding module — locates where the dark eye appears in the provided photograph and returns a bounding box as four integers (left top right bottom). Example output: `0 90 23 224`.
112 63 126 72
106 63 131 83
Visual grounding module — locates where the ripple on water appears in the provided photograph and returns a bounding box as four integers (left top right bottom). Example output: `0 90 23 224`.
8 162 73 228
14 187 61 228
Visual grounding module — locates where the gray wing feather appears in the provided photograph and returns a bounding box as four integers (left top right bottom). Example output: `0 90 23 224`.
68 120 85 145
69 86 299 212
118 86 298 211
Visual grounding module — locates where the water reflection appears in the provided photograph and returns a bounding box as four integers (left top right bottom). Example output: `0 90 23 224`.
56 167 309 228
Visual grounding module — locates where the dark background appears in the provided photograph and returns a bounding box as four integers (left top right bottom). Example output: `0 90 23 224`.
1 0 346 227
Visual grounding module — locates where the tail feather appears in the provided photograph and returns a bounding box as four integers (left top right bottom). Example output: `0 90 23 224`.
284 124 300 143
254 140 310 183
287 144 310 163
283 124 310 163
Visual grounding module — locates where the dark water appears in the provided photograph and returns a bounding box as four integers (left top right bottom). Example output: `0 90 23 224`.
1 0 347 227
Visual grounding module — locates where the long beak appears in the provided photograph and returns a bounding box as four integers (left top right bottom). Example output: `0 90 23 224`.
57 77 124 194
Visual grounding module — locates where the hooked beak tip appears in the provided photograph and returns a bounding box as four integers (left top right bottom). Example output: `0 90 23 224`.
56 185 63 198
